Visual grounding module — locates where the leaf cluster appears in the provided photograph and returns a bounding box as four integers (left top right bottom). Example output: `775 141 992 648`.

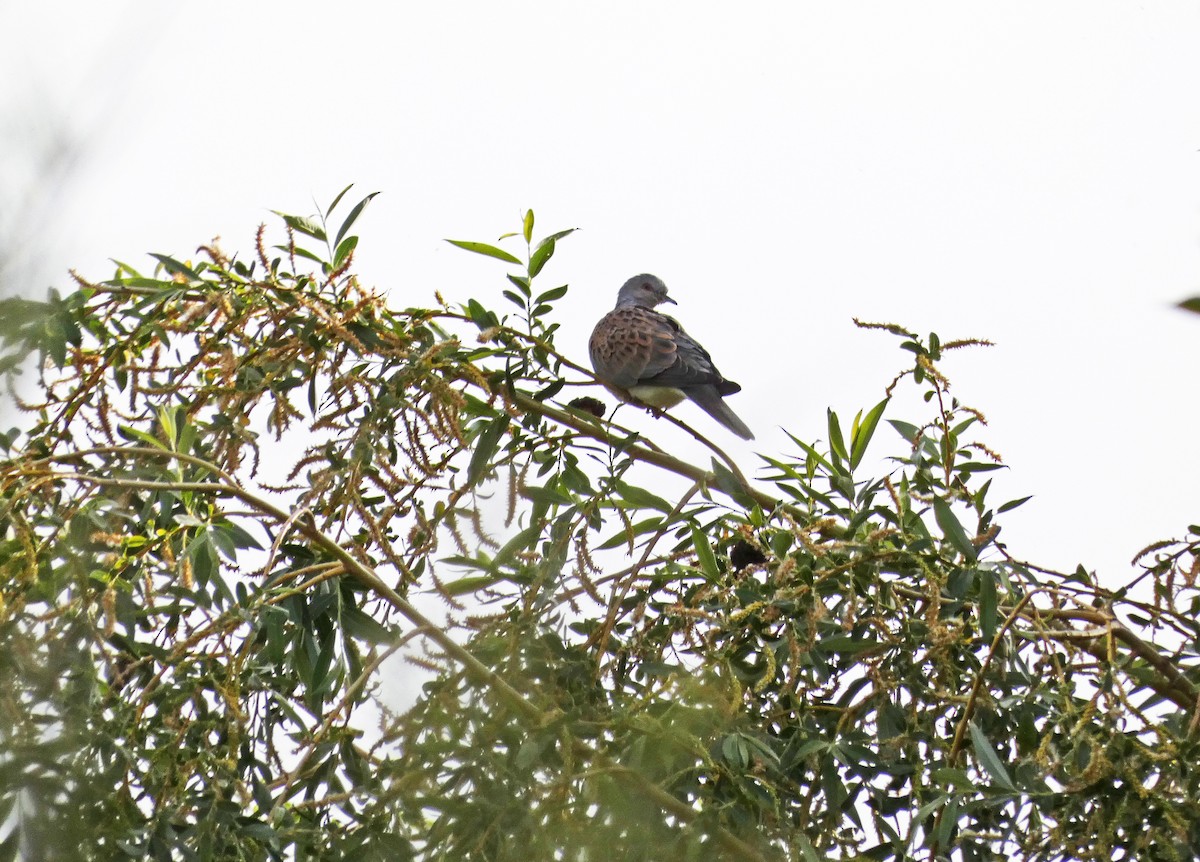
0 198 1199 861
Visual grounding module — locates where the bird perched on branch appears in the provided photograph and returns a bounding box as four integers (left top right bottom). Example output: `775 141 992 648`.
589 274 754 440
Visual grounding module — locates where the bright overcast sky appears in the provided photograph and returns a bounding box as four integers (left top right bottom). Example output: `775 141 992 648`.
5 1 1200 586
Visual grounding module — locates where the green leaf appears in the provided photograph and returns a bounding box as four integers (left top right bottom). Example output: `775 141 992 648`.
272 212 327 242
535 284 569 304
148 253 202 282
710 458 755 509
720 734 749 769
997 495 1032 513
500 290 525 309
978 567 998 642
506 274 532 297
340 605 391 644
740 734 781 769
889 419 921 443
616 481 673 513
1067 565 1094 587
521 485 574 507
849 398 888 470
187 531 217 587
690 526 720 580
215 519 262 551
467 415 510 486
0 829 21 862
827 409 848 464
522 210 534 243
334 191 380 249
968 721 1015 790
465 298 499 329
274 244 325 266
326 183 355 217
157 405 180 447
494 524 542 568
334 234 358 268
796 835 822 862
445 240 522 265
117 424 166 448
528 237 555 278
932 498 977 562
914 794 949 824
208 524 240 561
533 380 565 401
515 736 549 769
779 432 835 473
819 635 875 655
536 228 576 247
595 516 665 551
934 795 960 848
442 574 502 596
1178 297 1200 314
932 768 975 789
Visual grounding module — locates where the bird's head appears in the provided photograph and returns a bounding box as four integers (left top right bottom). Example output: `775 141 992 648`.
614 274 676 309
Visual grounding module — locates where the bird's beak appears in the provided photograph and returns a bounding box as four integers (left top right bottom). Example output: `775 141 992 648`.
663 296 678 306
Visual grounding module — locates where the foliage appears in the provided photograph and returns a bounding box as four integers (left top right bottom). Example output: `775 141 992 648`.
2 190 1200 861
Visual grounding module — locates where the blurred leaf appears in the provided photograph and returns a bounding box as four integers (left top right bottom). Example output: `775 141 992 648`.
616 482 673 513
276 244 325 266
334 191 381 248
272 212 328 242
796 835 822 862
442 574 502 596
341 606 391 644
889 420 921 445
326 183 355 217
148 253 202 282
494 524 542 568
535 228 575 249
690 526 720 580
467 415 510 486
932 768 975 789
534 380 565 401
445 240 522 265
118 424 166 448
969 721 1015 790
827 409 848 464
997 495 1032 513
710 458 755 508
849 398 888 470
334 235 359 268
521 485 574 507
978 567 998 642
933 498 978 563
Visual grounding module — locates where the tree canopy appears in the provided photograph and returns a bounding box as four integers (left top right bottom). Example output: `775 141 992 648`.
2 191 1199 861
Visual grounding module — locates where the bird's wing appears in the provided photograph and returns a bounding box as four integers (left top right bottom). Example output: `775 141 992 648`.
639 313 740 393
590 306 683 389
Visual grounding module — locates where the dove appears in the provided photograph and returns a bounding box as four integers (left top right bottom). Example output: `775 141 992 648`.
589 274 754 440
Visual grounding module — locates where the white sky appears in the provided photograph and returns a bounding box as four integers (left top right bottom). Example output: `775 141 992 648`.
5 1 1200 589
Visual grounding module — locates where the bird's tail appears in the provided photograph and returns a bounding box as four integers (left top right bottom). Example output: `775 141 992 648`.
688 387 754 440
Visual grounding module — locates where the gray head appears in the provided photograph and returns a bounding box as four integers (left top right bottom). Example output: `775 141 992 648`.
614 274 677 309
